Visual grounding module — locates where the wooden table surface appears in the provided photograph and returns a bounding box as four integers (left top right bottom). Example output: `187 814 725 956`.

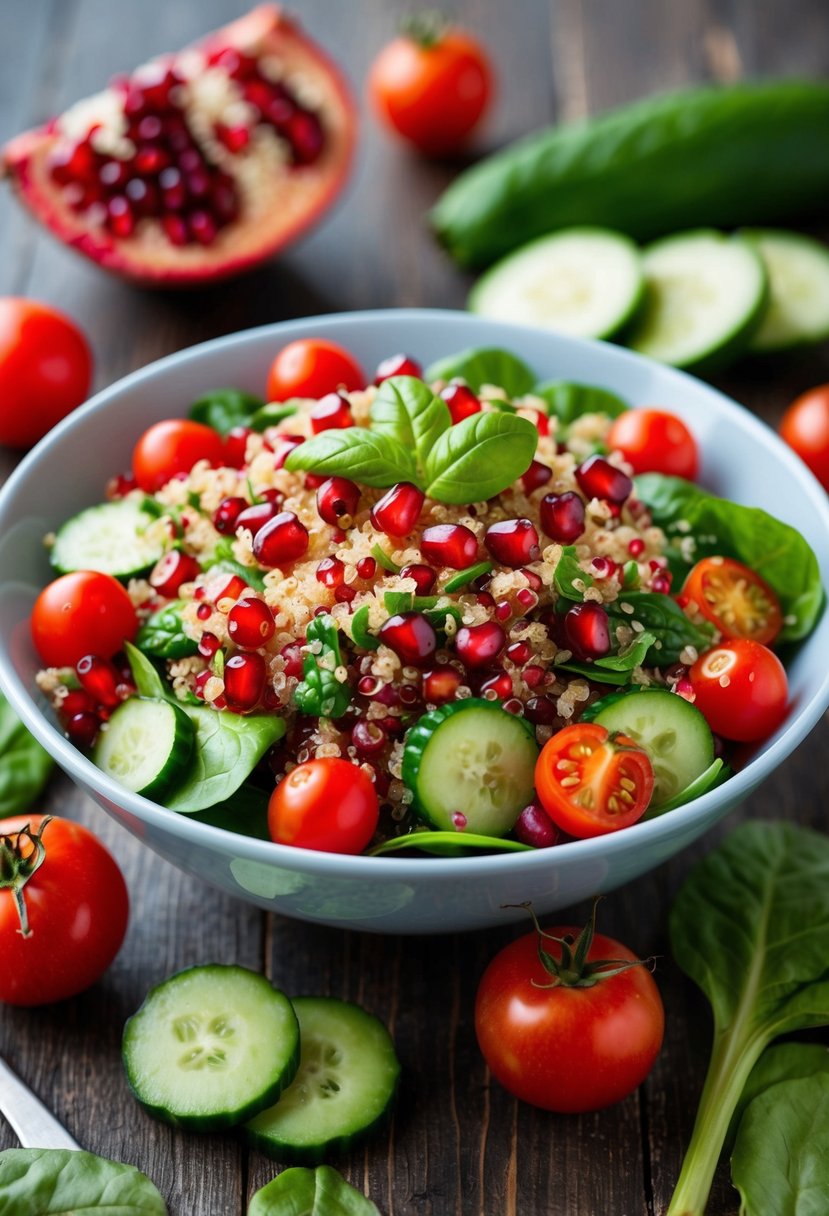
1 2 828 1213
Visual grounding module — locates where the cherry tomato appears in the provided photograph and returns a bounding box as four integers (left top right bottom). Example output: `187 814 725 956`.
779 385 829 491
31 571 137 667
0 815 129 1006
535 722 654 838
132 419 226 492
268 758 379 854
607 408 699 480
368 20 494 157
681 556 782 646
266 339 365 402
0 298 93 450
475 914 664 1112
690 639 788 742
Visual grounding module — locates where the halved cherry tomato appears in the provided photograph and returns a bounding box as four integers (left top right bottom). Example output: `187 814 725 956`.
266 339 365 402
607 408 698 480
535 723 654 838
268 758 379 854
31 571 138 667
681 556 782 646
779 384 829 491
132 419 226 492
689 639 788 742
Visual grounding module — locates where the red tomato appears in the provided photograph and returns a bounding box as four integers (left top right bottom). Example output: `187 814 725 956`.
690 639 788 742
268 758 379 854
0 298 93 450
475 918 664 1112
681 556 782 646
266 339 365 402
31 571 137 667
0 815 129 1006
535 723 654 838
368 22 494 157
132 419 226 492
779 385 829 491
607 409 699 479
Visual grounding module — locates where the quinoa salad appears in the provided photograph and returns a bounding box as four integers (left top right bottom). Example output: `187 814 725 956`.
31 344 822 856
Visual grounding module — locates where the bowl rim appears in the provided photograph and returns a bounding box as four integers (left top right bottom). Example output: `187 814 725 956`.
2 306 828 881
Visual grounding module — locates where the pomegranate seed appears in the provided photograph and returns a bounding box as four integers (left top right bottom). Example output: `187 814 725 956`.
149 550 200 597
649 557 668 571
590 556 618 580
441 383 481 425
335 584 357 603
495 600 512 622
198 632 221 659
422 666 462 703
374 354 422 384
280 641 305 678
525 695 557 724
521 460 553 494
61 689 96 717
228 596 276 648
675 677 696 703
203 572 249 606
516 588 538 610
358 675 380 696
480 670 513 699
107 472 137 499
399 563 436 595
454 621 506 669
76 655 121 707
477 591 495 608
253 511 309 567
188 209 218 246
213 495 248 535
49 140 98 186
356 557 377 580
514 802 560 848
107 195 135 238
317 477 360 525
224 427 252 468
316 556 345 588
507 641 531 664
502 698 524 715
522 664 545 688
235 499 282 537
652 573 672 594
99 160 129 190
540 491 586 543
134 145 170 176
421 523 478 569
224 652 266 711
66 712 100 749
162 213 189 246
310 392 352 433
351 720 387 756
563 602 611 660
485 518 540 567
379 612 437 666
159 166 187 210
303 473 326 490
528 408 549 438
215 122 251 154
371 483 424 537
575 455 633 505
197 603 212 621
286 110 324 163
628 538 646 557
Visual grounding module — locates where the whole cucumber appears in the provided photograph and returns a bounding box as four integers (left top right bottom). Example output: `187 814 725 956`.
431 80 829 268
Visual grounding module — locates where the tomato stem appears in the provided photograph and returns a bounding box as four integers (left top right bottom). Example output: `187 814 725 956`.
401 10 449 49
0 817 51 938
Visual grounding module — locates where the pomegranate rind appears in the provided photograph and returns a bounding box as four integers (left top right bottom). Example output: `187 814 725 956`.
1 5 356 286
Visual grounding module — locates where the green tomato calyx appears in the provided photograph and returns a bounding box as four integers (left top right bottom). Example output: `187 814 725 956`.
0 817 51 938
507 899 654 990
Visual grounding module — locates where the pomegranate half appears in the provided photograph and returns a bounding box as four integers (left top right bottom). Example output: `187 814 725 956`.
1 6 356 285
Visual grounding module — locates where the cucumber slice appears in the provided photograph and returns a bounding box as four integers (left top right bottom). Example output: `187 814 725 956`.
742 229 829 352
402 698 538 836
94 696 195 801
122 964 299 1131
51 497 164 578
628 230 768 372
469 227 645 340
591 687 714 809
245 997 400 1164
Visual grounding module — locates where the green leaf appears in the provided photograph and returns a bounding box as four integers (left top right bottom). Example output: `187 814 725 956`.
135 601 198 659
424 412 538 504
425 347 536 397
443 561 493 593
0 1147 167 1215
350 604 380 651
606 591 715 665
293 615 351 719
370 831 533 857
247 1165 380 1216
0 691 54 817
370 376 450 477
725 1041 829 1155
553 545 593 601
125 643 169 700
635 473 824 642
533 380 628 427
593 629 658 672
644 758 727 817
189 388 264 436
189 782 271 841
285 428 417 488
732 1073 829 1216
371 543 401 574
248 401 299 432
553 659 632 686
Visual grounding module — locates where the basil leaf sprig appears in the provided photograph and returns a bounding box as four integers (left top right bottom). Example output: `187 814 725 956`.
293 615 351 719
285 375 538 504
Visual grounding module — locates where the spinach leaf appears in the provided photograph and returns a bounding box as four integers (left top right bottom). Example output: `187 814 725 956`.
370 376 450 477
553 545 593 601
0 692 54 817
424 347 536 397
126 644 169 700
285 428 416 488
0 1147 167 1215
533 380 628 426
556 631 658 686
636 473 824 642
189 388 264 436
294 615 351 719
370 831 532 857
248 1165 380 1216
607 591 714 665
189 782 271 841
731 1073 829 1216
424 412 538 504
725 1041 829 1154
248 401 299 432
135 601 198 659
206 539 267 592
665 822 829 1216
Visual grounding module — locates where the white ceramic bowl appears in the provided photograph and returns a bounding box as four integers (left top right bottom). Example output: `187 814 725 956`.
1 309 828 934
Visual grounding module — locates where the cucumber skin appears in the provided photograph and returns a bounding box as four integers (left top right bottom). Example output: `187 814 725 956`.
742 228 829 353
431 81 829 268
